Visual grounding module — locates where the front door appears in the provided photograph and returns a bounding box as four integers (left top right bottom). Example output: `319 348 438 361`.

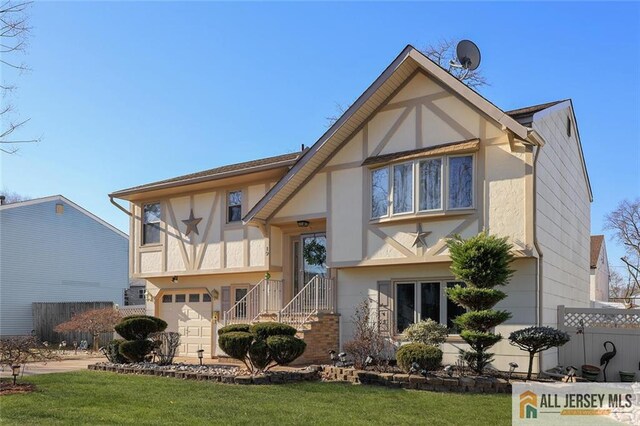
292 233 328 295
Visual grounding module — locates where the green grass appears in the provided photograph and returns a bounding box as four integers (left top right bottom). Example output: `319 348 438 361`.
0 371 511 425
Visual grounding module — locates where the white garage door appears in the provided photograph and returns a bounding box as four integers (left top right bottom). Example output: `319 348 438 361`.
160 292 212 358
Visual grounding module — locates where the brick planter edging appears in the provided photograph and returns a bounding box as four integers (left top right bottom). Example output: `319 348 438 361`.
87 364 320 385
321 366 512 393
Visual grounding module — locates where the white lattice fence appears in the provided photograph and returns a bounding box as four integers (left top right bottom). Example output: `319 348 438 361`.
118 305 147 317
557 305 640 380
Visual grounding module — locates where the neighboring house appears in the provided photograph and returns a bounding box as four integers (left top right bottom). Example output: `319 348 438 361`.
124 279 146 306
110 45 592 372
590 235 610 303
0 195 129 337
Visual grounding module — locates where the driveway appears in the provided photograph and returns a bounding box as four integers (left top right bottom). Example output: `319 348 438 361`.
0 356 104 377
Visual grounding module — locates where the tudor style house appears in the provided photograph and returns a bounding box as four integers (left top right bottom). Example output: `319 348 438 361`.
110 45 592 372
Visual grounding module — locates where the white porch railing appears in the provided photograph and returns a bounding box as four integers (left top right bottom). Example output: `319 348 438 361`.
278 276 335 329
223 279 283 325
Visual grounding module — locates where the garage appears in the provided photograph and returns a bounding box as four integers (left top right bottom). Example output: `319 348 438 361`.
160 291 212 358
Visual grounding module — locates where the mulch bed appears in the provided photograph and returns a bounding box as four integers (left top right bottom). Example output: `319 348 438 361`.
0 380 36 396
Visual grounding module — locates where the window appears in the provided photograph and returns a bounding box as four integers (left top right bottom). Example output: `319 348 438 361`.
448 156 473 209
142 203 161 245
371 168 389 218
393 163 413 214
162 294 172 303
175 294 186 303
189 294 200 303
227 191 242 223
370 154 474 218
203 293 212 302
393 280 465 334
567 116 572 137
418 158 442 211
138 289 145 299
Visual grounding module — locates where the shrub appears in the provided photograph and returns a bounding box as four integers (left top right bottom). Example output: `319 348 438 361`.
343 299 392 369
250 322 297 340
104 339 127 363
219 324 251 335
402 319 448 346
248 339 271 370
446 232 514 374
266 335 307 365
218 332 254 367
115 318 159 341
396 343 442 373
123 315 168 332
149 332 181 365
119 339 154 362
509 326 571 380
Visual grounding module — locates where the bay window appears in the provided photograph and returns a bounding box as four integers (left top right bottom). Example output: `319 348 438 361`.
370 154 473 219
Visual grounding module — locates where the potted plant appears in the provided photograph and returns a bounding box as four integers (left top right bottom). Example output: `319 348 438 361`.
619 371 636 382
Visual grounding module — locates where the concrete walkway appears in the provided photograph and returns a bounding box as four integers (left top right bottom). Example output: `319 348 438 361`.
0 357 104 377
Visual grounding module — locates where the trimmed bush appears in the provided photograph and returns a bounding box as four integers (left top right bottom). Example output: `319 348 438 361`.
119 339 154 362
453 310 512 332
123 315 167 332
446 287 507 311
448 233 515 289
104 339 127 363
460 330 502 349
219 324 251 335
115 318 158 341
509 326 571 380
218 332 253 362
402 319 448 346
396 343 442 373
266 335 307 365
248 339 271 370
250 322 297 340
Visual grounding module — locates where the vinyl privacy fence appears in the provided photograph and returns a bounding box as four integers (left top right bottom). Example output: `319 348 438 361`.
557 305 640 380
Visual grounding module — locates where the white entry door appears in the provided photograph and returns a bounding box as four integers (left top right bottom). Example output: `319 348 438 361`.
160 292 212 358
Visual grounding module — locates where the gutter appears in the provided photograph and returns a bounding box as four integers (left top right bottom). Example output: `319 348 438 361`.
110 196 132 216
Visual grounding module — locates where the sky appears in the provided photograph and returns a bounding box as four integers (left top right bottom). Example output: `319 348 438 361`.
1 1 639 270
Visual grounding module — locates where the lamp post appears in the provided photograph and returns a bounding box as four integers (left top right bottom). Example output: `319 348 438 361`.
197 349 204 366
508 362 519 382
11 364 21 385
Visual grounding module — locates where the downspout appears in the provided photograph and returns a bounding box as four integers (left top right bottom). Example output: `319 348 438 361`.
109 195 132 216
532 143 544 373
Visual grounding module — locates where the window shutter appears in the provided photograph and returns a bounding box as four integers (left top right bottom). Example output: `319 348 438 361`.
377 280 393 336
221 286 231 316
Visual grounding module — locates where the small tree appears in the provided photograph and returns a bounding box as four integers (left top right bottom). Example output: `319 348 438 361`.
0 336 59 368
54 308 123 351
114 315 167 362
402 319 448 346
509 326 570 380
343 299 390 369
446 232 514 374
149 331 181 365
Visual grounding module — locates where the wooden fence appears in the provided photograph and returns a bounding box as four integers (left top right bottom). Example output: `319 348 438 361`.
32 301 115 347
557 305 640 381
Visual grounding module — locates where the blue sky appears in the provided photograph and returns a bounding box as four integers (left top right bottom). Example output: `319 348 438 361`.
2 1 639 269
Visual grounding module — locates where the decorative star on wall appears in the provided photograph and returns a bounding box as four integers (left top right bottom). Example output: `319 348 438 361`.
182 209 202 236
410 223 431 248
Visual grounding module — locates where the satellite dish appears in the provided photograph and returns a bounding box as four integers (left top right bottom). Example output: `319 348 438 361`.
455 40 481 70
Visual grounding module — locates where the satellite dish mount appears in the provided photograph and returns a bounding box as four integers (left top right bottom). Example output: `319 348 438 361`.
449 39 481 71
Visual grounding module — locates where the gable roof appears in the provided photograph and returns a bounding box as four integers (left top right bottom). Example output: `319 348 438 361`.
506 100 567 125
243 45 539 224
110 152 302 198
0 195 128 239
590 235 605 268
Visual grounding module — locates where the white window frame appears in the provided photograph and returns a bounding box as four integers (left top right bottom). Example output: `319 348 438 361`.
446 154 475 211
370 166 390 219
417 157 444 213
226 190 243 223
391 162 415 216
142 202 161 246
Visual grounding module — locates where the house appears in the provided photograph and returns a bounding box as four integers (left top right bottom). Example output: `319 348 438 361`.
589 235 610 304
0 195 129 337
124 279 147 306
110 45 592 372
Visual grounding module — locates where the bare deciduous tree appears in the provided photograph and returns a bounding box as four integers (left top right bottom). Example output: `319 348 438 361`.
0 336 59 367
421 39 488 89
604 198 640 307
54 308 123 351
1 1 40 154
0 189 30 203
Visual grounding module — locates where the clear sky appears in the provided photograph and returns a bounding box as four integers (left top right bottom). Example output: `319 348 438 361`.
2 1 639 270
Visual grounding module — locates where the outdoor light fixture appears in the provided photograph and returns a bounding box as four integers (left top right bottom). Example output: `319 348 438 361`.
338 352 347 364
172 276 179 284
329 350 337 366
151 350 157 364
444 365 453 377
409 362 420 375
508 362 519 382
197 349 204 365
11 364 21 385
364 355 374 367
297 220 310 228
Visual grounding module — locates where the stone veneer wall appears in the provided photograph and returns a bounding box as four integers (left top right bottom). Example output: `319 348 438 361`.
294 314 340 365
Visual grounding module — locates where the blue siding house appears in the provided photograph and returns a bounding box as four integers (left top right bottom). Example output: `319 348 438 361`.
0 195 128 336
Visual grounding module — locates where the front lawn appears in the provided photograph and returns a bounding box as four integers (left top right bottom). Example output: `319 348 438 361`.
0 371 510 425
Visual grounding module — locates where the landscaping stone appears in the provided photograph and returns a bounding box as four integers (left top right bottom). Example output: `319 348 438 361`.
252 374 269 385
235 376 253 385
